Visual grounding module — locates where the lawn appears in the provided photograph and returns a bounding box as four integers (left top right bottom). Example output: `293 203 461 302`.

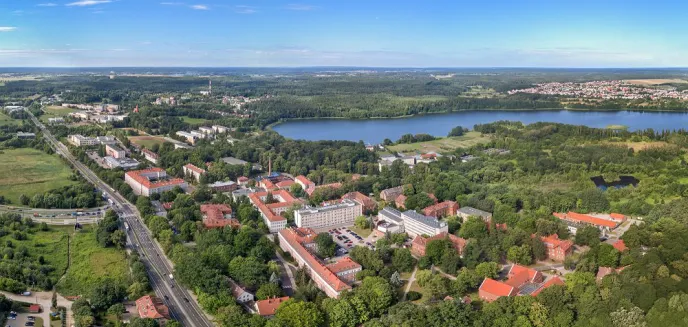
387 131 492 154
0 112 22 126
56 228 129 296
39 106 76 123
350 225 373 238
128 135 168 149
3 226 71 280
180 116 209 124
0 148 77 205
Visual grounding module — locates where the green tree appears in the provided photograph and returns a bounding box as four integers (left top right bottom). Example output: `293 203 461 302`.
475 262 500 279
459 216 488 239
274 300 325 327
391 248 416 273
355 216 371 229
314 232 337 258
256 283 283 300
507 244 533 265
575 226 601 246
448 126 465 137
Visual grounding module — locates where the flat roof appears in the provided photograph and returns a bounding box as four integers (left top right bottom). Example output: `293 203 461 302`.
458 206 492 218
402 210 446 229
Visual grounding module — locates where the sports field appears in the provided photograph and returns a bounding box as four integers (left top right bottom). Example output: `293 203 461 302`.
128 135 167 148
40 106 77 123
0 112 21 126
0 148 77 205
181 116 209 124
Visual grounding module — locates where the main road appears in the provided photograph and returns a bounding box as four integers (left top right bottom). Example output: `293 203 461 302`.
26 110 214 327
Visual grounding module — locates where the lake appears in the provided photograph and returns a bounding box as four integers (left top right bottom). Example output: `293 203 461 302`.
272 110 688 143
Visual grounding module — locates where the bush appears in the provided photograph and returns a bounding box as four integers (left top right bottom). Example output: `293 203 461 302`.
406 291 422 301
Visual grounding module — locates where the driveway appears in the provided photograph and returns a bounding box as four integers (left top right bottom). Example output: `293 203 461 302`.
0 291 73 327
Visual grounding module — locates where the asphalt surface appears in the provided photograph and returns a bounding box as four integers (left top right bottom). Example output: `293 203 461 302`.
27 110 214 327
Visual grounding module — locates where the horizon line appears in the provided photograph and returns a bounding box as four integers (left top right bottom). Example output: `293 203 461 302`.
1 66 688 70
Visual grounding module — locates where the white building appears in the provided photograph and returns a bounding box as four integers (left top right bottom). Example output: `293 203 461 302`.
190 130 207 139
295 199 362 229
141 148 159 165
96 136 117 145
198 126 215 135
377 207 405 234
183 163 206 182
105 144 126 159
229 279 254 303
68 134 99 147
175 131 197 144
48 117 65 124
401 210 448 237
104 157 140 170
124 168 188 196
212 125 229 133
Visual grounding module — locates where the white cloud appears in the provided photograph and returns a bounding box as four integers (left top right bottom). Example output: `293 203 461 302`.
37 3 58 6
234 5 256 14
286 4 317 11
66 0 112 7
0 27 17 32
190 4 208 10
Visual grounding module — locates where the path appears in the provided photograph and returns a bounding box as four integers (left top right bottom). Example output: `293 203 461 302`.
1 291 73 327
274 251 297 296
402 266 418 301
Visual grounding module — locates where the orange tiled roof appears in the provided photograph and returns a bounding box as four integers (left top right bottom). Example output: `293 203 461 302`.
326 257 362 274
506 264 542 289
276 180 295 188
125 168 186 190
306 182 342 196
412 232 466 252
423 200 459 217
540 234 573 252
610 213 626 221
296 175 315 187
255 296 290 316
480 278 515 297
261 179 276 190
531 276 564 296
341 191 376 209
200 204 239 228
612 239 628 252
136 295 170 320
248 190 298 223
184 163 206 174
554 211 619 228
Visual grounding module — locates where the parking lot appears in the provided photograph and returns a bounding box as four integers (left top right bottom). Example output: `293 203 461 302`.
327 227 375 252
6 312 39 327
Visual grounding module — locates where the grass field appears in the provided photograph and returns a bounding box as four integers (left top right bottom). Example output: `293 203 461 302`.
0 148 77 205
128 135 168 148
0 112 22 126
5 226 71 280
350 225 373 238
387 131 491 154
39 106 76 123
181 116 209 124
602 141 670 151
56 228 129 296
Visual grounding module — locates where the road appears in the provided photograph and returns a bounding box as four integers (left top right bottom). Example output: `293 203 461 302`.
26 110 214 327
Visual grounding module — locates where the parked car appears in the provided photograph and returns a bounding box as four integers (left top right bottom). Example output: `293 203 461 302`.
21 291 31 296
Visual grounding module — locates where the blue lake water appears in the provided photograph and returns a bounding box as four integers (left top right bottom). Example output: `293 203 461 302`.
272 110 688 143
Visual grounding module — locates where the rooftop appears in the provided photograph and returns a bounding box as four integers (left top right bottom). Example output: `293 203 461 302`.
298 199 359 216
255 296 290 316
379 207 402 223
183 163 206 174
480 278 515 297
553 211 619 229
402 210 446 229
125 168 186 190
136 295 169 320
457 206 492 219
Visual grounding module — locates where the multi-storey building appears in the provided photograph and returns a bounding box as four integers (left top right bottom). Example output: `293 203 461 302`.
423 200 459 218
376 207 404 234
457 206 493 223
379 186 404 202
105 144 126 159
141 148 159 164
248 190 300 233
124 168 187 196
411 232 466 257
401 210 448 237
342 191 377 213
68 134 99 146
183 163 206 182
175 131 197 144
295 199 362 229
200 204 240 229
539 234 573 262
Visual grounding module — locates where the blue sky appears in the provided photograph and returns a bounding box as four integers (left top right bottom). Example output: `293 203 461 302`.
1 0 687 67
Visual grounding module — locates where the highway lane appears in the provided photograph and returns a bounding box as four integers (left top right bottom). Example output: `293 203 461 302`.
26 110 215 327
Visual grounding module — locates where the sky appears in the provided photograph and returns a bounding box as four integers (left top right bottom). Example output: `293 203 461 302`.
1 0 688 67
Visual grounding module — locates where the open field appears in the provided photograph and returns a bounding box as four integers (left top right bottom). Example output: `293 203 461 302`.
387 131 492 154
4 226 71 280
40 106 77 123
128 135 167 148
0 148 77 205
0 111 21 126
56 228 129 296
602 141 670 151
626 79 688 85
350 225 373 238
181 116 209 124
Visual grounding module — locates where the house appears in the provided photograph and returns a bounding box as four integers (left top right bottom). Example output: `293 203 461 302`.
183 163 206 182
124 168 188 196
208 180 238 192
200 204 240 229
325 257 362 283
28 304 41 313
539 234 574 262
479 278 516 302
478 264 543 302
105 144 126 159
341 191 377 213
531 276 565 296
248 190 301 233
237 176 250 186
553 211 620 234
380 186 404 202
306 182 342 197
255 296 290 317
457 207 493 223
229 278 254 303
423 201 459 218
176 131 197 144
612 239 628 252
596 266 627 282
276 180 295 190
136 295 170 322
395 194 407 209
142 148 159 164
411 232 466 257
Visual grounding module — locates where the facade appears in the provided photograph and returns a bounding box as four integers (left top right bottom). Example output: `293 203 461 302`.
411 232 466 257
200 204 240 229
208 180 238 192
141 148 159 164
68 134 99 146
199 126 215 135
553 211 620 233
401 210 448 237
135 295 170 322
124 168 187 196
395 194 407 209
237 176 249 186
295 199 362 229
48 117 65 123
380 186 404 202
96 136 117 145
377 207 404 234
539 234 574 261
16 132 36 139
325 257 362 282
423 201 459 218
278 228 360 298
212 125 229 133
183 163 206 182
457 206 493 222
341 191 377 213
479 278 516 302
248 190 299 233
229 278 254 303
255 296 290 317
104 157 140 170
295 175 315 191
105 144 126 159
176 131 197 144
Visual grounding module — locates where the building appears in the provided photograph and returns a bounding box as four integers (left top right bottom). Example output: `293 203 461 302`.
16 132 36 139
553 211 620 234
28 304 41 314
68 134 99 146
295 175 315 190
105 144 126 159
248 190 300 233
457 207 493 222
411 232 466 257
478 264 544 302
306 182 343 197
539 234 574 262
199 126 215 135
596 266 628 282
341 191 377 213
96 136 117 145
530 276 565 296
423 201 459 218
255 296 290 317
124 168 187 196
200 204 240 229
612 239 628 252
401 210 448 237
259 178 277 190
104 157 140 170
176 131 197 144
229 278 254 303
325 257 362 282
278 227 361 298
140 148 159 164
222 156 249 166
295 199 362 229
380 186 404 202
212 125 229 133
395 194 407 209
237 176 249 186
275 180 294 190
183 163 206 182
208 180 238 192
377 207 404 234
135 295 170 322
48 117 65 123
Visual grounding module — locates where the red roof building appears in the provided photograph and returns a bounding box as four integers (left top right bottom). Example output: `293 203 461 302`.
183 163 206 182
531 276 565 296
538 234 574 262
478 264 543 302
395 194 407 209
124 168 187 197
255 296 290 316
341 191 377 213
596 266 628 282
306 182 343 197
612 239 628 252
554 211 620 230
479 278 516 302
200 204 240 229
423 201 459 218
136 295 170 321
248 190 300 233
411 232 466 257
276 180 295 189
609 213 627 222
260 178 277 190
237 176 249 185
28 304 41 313
295 175 315 190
